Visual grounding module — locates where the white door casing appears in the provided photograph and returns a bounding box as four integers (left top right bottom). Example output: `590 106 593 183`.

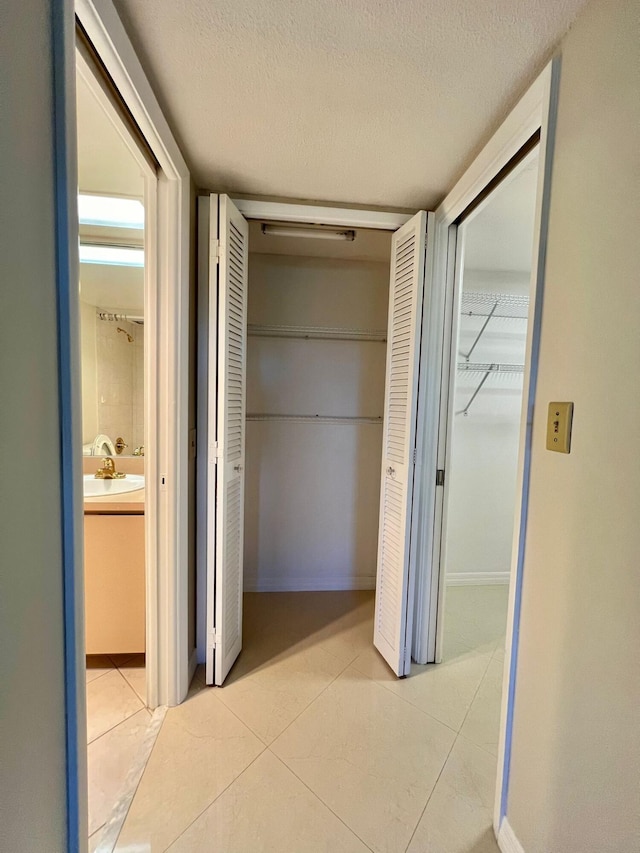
205 194 249 685
374 211 429 676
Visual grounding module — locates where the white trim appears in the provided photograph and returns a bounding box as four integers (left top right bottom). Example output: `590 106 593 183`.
438 70 548 226
76 0 192 707
412 62 552 666
232 198 412 231
75 42 160 711
244 576 376 593
446 572 510 586
408 58 558 838
497 818 526 853
494 58 561 834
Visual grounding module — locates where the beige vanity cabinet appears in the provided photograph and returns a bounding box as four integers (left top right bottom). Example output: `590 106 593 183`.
83 510 145 654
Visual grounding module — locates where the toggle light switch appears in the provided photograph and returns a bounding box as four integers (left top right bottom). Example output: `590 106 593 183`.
546 402 573 453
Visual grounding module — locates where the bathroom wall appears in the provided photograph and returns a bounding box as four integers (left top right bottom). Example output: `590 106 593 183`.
80 299 99 443
81 311 144 452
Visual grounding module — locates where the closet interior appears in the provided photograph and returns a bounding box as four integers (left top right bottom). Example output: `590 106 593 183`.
243 222 392 595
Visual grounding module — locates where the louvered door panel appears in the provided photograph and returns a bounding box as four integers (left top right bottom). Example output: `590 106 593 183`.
213 195 248 685
374 211 428 676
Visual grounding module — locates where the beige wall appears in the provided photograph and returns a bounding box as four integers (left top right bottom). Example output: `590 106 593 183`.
0 1 74 848
245 253 389 591
507 0 640 849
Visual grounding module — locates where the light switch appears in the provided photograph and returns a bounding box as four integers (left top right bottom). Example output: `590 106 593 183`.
546 402 573 453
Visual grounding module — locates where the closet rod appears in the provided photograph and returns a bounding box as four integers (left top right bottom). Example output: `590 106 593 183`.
248 324 387 343
246 413 383 425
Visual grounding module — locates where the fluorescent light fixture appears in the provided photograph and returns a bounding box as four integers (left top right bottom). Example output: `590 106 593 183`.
261 224 355 241
79 244 144 267
78 194 144 229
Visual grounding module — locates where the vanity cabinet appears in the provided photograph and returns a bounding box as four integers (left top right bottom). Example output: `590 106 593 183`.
84 513 145 654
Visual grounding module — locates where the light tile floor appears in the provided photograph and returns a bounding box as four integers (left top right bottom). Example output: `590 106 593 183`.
86 653 148 846
113 586 508 852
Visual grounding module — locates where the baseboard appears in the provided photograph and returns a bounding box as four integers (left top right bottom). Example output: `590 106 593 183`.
498 818 525 853
446 571 510 586
244 575 376 592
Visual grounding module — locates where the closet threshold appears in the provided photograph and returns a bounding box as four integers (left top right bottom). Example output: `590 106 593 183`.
246 413 383 425
248 323 387 342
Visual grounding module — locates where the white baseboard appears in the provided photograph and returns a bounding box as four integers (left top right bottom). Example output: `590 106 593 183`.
446 571 510 586
498 818 525 853
244 575 376 592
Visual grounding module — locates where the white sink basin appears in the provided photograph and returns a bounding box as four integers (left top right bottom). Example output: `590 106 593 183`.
83 474 145 497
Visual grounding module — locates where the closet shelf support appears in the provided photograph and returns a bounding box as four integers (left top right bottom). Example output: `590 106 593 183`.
459 301 498 361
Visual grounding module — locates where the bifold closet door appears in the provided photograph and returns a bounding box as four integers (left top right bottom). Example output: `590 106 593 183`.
205 194 249 686
374 211 428 677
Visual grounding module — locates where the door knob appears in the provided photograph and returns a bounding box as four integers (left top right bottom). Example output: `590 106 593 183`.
387 466 395 477
233 464 243 472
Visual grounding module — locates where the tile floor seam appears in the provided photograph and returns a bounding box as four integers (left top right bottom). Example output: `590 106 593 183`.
351 660 462 739
402 731 459 853
455 653 495 735
266 748 376 853
261 653 356 749
162 744 270 852
87 703 149 747
456 729 501 760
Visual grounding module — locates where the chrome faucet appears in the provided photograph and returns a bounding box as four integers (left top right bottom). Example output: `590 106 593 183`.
94 457 126 480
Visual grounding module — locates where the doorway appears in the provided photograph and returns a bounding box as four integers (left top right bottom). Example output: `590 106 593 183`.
434 149 540 761
75 42 155 846
197 198 431 684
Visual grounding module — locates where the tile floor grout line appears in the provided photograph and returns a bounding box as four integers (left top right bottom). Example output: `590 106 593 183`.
266 748 376 853
87 708 149 747
213 647 355 748
403 732 459 853
257 652 356 748
351 658 463 739
456 651 495 734
162 744 270 851
94 703 167 853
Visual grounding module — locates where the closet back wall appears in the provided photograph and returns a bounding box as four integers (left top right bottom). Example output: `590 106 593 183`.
245 251 390 591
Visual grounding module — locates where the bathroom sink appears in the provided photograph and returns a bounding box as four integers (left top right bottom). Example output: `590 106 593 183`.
83 474 145 497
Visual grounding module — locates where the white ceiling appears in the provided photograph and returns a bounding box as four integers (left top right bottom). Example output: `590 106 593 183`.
112 0 586 209
463 152 540 272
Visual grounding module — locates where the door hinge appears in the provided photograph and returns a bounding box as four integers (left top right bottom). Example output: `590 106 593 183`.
212 239 221 264
210 440 220 464
436 469 445 487
413 448 417 464
208 630 218 649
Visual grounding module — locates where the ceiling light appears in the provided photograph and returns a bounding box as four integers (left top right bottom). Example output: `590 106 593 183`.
261 224 355 241
79 244 144 267
78 194 144 229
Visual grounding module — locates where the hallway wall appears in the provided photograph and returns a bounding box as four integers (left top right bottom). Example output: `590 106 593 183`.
506 0 640 849
0 0 78 848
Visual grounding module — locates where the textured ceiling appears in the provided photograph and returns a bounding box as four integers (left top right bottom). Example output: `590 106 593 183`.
112 0 586 209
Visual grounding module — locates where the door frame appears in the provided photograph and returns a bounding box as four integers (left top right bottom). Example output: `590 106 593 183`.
410 58 561 839
195 197 413 664
76 0 192 709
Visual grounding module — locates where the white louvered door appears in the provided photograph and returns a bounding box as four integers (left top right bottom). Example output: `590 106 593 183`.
374 210 428 677
206 194 249 686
